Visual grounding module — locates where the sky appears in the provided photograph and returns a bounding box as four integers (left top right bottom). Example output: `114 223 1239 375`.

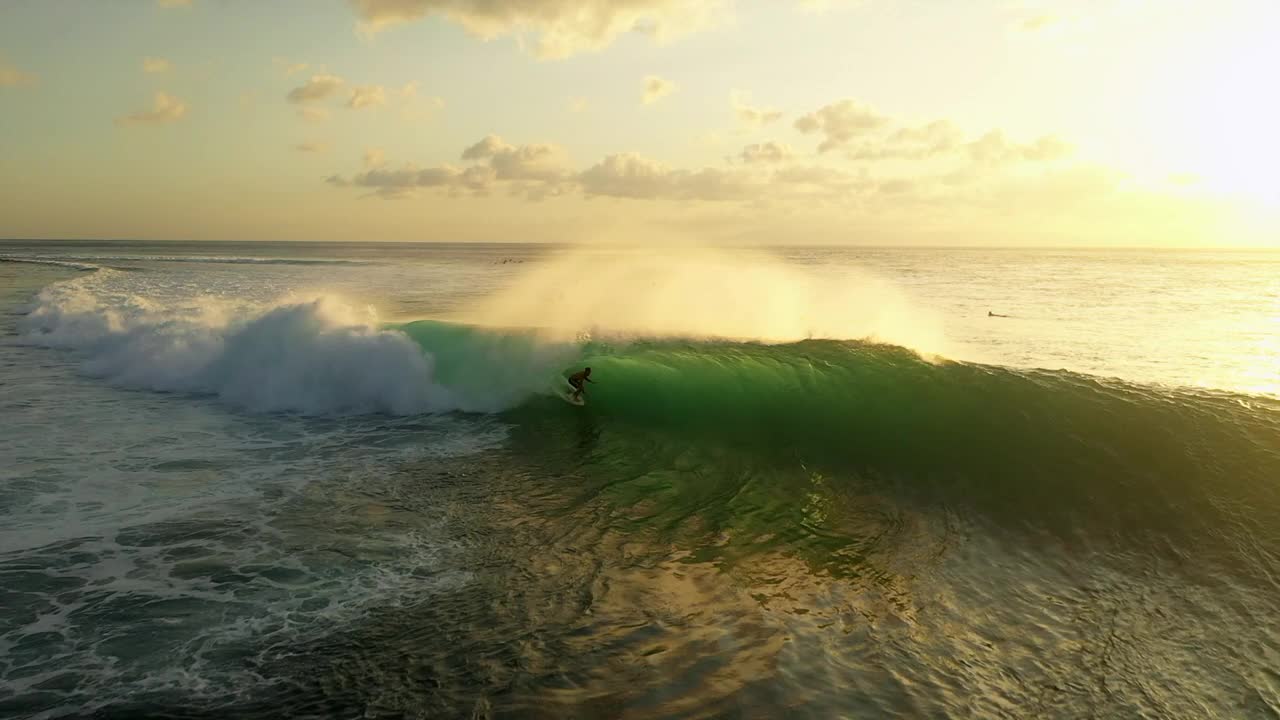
0 0 1278 246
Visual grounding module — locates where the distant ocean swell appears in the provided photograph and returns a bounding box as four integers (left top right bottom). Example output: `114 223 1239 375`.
18 272 1280 561
1 253 371 267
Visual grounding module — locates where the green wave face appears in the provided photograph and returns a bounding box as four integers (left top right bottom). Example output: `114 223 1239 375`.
400 320 1280 573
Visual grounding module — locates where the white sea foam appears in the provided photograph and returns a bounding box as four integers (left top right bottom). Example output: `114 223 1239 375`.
18 272 462 415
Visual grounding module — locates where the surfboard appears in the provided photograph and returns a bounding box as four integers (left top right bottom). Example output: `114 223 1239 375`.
560 380 585 406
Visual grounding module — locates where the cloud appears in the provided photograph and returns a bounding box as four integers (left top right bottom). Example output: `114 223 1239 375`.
790 103 1071 168
333 165 494 199
327 121 1088 212
966 131 1072 164
142 57 171 74
295 141 330 153
740 142 793 164
286 74 345 104
794 99 889 152
579 154 765 201
0 58 37 87
348 84 387 109
117 91 187 126
333 135 572 198
330 136 885 204
731 91 783 127
578 153 677 199
847 119 964 160
642 75 677 105
346 0 727 59
461 135 573 182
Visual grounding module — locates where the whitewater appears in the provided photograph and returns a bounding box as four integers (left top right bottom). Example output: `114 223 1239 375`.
2 240 1279 718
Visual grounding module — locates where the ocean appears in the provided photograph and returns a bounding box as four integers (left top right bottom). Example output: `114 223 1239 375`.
1 240 1278 719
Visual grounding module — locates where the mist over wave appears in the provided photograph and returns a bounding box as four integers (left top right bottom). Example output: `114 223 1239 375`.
467 247 951 353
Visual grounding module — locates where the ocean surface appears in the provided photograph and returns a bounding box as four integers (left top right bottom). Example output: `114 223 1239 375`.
1 240 1278 719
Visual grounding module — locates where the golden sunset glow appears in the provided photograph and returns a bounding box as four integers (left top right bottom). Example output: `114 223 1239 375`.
1 0 1277 246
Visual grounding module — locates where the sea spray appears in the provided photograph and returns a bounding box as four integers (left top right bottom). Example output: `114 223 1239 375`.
463 246 952 354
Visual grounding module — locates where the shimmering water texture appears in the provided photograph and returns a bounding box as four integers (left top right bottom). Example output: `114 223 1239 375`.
2 242 1279 719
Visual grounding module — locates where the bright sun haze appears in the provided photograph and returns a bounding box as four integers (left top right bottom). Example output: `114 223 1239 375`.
1 0 1277 246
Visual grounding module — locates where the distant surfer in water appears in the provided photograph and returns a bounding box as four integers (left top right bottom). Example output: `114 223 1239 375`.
568 367 594 402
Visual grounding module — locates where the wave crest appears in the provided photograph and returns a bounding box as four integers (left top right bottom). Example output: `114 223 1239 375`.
20 279 456 414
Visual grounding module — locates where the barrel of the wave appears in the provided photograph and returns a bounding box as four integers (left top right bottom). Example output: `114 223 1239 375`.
393 320 585 412
550 336 1280 555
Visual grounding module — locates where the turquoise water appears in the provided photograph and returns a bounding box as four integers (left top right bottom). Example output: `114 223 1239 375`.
1 241 1279 718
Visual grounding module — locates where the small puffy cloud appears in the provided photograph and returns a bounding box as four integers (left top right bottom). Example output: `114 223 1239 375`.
295 141 329 153
731 91 783 127
578 153 760 201
0 58 37 87
795 99 888 152
740 141 793 164
642 75 677 105
348 84 387 109
347 0 727 59
461 135 573 182
117 91 187 126
1022 135 1072 161
334 135 571 198
966 131 1071 164
287 74 345 104
337 165 495 199
142 57 171 74
848 119 964 161
578 153 674 199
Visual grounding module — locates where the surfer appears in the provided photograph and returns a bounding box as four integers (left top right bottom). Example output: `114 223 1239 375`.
567 367 594 402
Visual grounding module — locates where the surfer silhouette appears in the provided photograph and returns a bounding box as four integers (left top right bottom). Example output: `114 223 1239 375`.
568 367 594 402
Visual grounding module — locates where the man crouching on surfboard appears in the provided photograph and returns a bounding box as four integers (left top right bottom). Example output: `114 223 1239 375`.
568 367 594 402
